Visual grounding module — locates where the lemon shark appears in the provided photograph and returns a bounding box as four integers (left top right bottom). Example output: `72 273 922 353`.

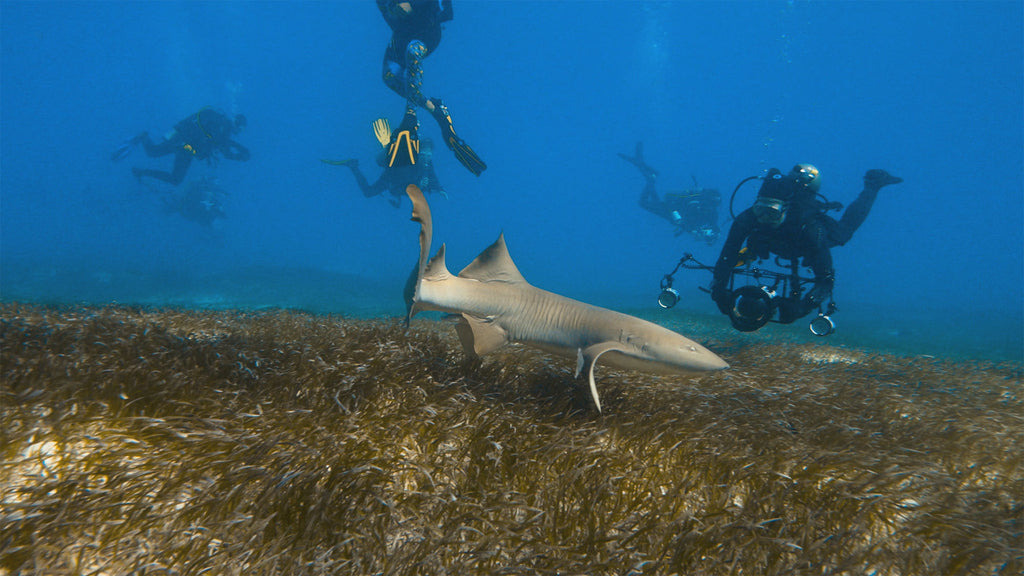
404 185 728 412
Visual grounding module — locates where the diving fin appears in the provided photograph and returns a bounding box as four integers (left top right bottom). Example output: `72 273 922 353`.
386 107 420 168
429 98 487 176
111 137 139 162
617 141 658 180
373 117 391 148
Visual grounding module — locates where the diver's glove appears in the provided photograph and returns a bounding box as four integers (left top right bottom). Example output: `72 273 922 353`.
864 169 903 191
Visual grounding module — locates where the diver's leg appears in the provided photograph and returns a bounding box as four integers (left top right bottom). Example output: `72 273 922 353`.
166 152 191 186
135 151 191 185
139 133 178 158
348 163 384 198
382 52 407 99
638 195 673 224
425 97 486 175
618 142 659 181
403 40 430 109
639 177 659 205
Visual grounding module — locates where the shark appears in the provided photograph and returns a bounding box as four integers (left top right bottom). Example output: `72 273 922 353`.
403 184 728 412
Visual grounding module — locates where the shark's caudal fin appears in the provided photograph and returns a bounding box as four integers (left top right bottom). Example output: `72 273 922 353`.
405 185 433 325
405 184 513 357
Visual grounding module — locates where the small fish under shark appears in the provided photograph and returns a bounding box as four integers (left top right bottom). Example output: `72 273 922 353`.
403 184 728 412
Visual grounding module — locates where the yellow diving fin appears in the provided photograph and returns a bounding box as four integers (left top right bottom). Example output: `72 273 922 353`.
373 118 391 148
386 108 420 168
387 130 418 167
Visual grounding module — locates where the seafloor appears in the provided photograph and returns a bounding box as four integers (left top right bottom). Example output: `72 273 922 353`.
1 302 1021 575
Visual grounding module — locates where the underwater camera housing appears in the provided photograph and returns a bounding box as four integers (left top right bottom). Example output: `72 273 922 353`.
659 253 837 336
728 285 776 332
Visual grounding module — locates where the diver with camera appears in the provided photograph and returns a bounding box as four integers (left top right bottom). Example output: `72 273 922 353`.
660 164 902 335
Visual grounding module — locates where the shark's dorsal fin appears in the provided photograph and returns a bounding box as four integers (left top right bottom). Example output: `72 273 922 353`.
455 314 509 356
458 233 527 284
424 244 452 281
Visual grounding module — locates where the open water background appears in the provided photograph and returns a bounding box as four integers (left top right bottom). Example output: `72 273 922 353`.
2 1 1022 361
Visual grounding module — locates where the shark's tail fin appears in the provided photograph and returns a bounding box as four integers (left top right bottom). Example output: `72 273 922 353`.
405 184 455 324
406 185 432 325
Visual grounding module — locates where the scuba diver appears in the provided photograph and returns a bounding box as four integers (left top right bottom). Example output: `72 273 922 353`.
709 164 903 331
377 0 486 176
322 108 446 208
160 176 227 228
619 142 722 244
114 107 250 186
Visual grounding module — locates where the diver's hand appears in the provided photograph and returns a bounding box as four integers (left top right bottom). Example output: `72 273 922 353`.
804 284 832 307
864 169 903 191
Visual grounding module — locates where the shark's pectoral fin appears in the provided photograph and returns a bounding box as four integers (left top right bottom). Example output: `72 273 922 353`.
455 314 509 357
575 342 629 414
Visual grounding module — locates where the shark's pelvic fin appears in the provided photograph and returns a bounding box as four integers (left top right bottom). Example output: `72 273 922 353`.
455 314 509 356
575 342 631 414
458 234 527 284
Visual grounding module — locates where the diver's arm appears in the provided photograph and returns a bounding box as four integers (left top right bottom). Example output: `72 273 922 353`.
712 211 754 285
710 211 754 313
800 229 835 309
377 0 410 24
221 140 250 162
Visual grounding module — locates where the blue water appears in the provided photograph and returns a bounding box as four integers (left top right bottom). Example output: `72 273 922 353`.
2 1 1022 361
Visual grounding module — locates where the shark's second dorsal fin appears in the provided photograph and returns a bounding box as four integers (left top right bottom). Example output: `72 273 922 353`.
423 244 452 281
458 233 527 284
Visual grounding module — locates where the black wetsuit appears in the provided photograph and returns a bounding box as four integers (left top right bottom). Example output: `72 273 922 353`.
378 0 453 107
640 184 722 241
712 176 881 322
135 108 250 186
346 147 445 208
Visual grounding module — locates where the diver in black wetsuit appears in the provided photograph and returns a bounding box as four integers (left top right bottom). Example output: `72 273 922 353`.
325 106 445 208
124 108 250 186
711 164 903 324
334 138 445 208
325 113 446 208
161 176 227 228
619 142 722 244
377 0 486 176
